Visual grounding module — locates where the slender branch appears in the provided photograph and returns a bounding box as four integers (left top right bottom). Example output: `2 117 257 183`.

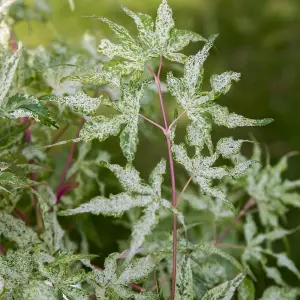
168 110 186 133
148 57 178 300
0 244 6 256
216 242 246 250
176 175 193 208
46 124 69 152
56 120 85 204
138 113 165 133
129 283 146 292
215 198 256 245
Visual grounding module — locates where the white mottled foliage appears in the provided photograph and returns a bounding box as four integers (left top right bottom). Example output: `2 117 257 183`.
175 256 194 300
202 273 245 300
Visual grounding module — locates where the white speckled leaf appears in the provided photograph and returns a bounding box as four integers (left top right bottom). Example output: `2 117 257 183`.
244 215 257 245
168 28 206 53
120 118 139 162
0 42 22 107
216 137 246 159
205 103 273 129
58 193 152 217
237 277 255 300
49 91 103 115
0 20 10 50
0 212 39 248
103 163 152 194
100 17 135 45
0 0 16 14
63 67 121 88
155 0 175 48
210 71 240 95
80 115 126 142
175 256 194 300
259 286 300 300
149 159 166 196
183 35 217 96
23 280 56 300
202 273 245 300
128 202 160 260
118 256 155 285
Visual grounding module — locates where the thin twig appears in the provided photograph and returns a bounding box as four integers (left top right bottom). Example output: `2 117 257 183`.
215 198 256 245
216 242 246 250
56 120 85 204
168 110 186 133
46 124 69 152
0 244 6 256
129 283 146 292
176 176 193 208
138 113 165 133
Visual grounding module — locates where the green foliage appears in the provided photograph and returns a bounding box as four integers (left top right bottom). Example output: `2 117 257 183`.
0 0 299 299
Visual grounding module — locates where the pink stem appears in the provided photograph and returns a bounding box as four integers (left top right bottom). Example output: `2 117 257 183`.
168 110 186 133
138 113 165 133
130 283 146 292
176 176 193 208
56 121 84 204
147 58 178 300
215 198 256 245
0 244 6 256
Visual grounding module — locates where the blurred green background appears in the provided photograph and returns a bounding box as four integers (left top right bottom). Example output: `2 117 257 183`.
13 0 300 293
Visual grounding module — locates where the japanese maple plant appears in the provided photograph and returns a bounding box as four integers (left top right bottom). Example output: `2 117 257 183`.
1 0 300 299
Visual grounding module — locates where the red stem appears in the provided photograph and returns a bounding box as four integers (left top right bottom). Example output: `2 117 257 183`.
0 244 6 256
147 57 178 300
215 198 256 245
138 113 165 133
56 121 84 204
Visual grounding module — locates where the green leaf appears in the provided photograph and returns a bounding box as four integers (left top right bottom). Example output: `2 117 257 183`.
191 243 246 275
122 6 154 47
202 273 245 300
183 35 217 96
120 119 139 163
118 256 155 284
68 0 75 10
259 286 300 300
59 193 152 217
5 94 58 128
128 202 160 259
149 159 166 196
103 163 152 194
23 280 56 300
175 255 194 300
168 29 206 53
0 0 16 14
155 0 175 48
204 103 273 129
0 43 22 107
0 212 39 248
79 115 126 142
210 71 240 94
238 277 255 300
47 253 97 268
47 91 103 116
62 67 121 88
244 215 257 245
100 17 135 44
216 137 246 159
